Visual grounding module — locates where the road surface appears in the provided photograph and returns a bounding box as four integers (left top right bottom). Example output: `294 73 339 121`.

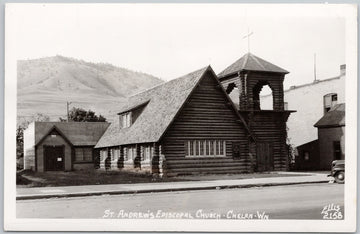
17 183 344 219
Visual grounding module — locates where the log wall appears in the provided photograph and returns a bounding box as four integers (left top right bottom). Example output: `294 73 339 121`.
161 71 252 176
220 71 291 172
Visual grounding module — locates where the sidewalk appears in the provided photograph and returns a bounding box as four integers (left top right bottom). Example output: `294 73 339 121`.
16 172 331 200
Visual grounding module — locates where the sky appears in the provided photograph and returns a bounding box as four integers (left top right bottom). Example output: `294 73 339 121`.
7 3 350 90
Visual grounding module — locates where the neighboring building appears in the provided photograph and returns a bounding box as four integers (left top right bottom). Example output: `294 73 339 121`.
96 53 294 176
261 65 345 150
294 140 319 170
314 103 345 170
294 103 345 170
23 122 110 172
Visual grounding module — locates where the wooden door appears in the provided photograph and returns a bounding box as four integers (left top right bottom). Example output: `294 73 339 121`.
256 142 273 172
44 145 64 171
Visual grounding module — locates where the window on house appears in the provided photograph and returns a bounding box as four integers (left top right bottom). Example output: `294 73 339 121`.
75 148 93 162
142 146 153 161
100 149 107 162
186 140 226 157
332 94 338 101
120 112 132 128
124 146 136 161
284 102 288 110
111 148 120 161
324 93 338 114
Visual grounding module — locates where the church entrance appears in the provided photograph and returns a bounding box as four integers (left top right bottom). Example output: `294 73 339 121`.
256 142 274 172
44 145 65 171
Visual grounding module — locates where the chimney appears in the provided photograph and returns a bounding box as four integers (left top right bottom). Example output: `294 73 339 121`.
340 64 346 77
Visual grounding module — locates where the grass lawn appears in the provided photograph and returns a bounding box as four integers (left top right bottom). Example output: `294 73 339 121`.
16 170 311 188
16 170 185 188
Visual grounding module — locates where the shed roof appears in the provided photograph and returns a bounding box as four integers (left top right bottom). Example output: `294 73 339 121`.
34 122 110 146
95 66 250 148
218 53 289 78
314 103 345 128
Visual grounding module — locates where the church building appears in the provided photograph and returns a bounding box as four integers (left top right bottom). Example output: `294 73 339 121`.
95 53 294 176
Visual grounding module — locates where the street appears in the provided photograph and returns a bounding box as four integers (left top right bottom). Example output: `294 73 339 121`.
17 183 344 219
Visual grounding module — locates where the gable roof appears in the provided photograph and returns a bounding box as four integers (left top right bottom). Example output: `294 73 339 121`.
95 66 252 148
314 103 345 128
34 122 110 146
218 53 289 78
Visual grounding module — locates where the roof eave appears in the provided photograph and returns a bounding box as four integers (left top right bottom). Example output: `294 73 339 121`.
314 124 345 128
218 69 289 79
117 100 150 115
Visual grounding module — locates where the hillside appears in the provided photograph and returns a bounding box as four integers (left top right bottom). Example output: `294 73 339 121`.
17 56 163 122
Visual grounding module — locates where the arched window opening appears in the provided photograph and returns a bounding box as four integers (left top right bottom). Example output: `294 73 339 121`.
226 83 240 108
229 87 240 108
253 82 274 110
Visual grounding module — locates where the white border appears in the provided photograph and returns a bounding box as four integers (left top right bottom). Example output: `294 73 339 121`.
4 3 358 232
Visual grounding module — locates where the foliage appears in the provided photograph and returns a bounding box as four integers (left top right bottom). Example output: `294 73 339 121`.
66 107 107 122
16 113 50 161
286 125 296 170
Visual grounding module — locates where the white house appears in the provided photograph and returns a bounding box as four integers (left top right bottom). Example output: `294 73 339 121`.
261 65 345 151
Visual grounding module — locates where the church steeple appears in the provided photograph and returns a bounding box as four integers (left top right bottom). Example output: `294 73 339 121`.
218 53 288 78
218 53 289 111
218 53 294 172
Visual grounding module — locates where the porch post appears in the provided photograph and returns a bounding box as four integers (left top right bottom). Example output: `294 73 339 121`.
158 144 167 177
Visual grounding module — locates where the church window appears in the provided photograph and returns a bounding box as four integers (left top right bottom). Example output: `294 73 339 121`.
111 148 120 161
124 146 136 161
186 140 226 157
142 145 153 161
75 148 93 162
120 112 132 128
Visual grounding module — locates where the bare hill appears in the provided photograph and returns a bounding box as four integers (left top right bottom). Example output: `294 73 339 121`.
17 56 163 122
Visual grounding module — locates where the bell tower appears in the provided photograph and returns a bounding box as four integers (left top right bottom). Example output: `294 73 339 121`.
219 53 295 171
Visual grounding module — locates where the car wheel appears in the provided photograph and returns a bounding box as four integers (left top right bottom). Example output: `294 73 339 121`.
335 171 345 184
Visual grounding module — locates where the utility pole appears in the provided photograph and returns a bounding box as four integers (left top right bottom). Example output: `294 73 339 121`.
66 101 72 122
314 53 317 82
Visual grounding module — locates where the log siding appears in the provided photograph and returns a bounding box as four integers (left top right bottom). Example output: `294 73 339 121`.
161 72 252 176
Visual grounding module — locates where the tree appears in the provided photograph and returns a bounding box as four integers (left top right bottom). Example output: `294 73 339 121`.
16 113 50 167
67 107 106 122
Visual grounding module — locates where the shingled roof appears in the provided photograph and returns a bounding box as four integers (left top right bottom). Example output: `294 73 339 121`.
218 53 289 78
95 66 210 148
95 66 250 148
314 103 345 128
34 122 110 146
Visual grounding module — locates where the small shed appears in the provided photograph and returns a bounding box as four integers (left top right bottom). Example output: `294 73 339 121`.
24 122 110 172
314 103 345 169
294 140 319 170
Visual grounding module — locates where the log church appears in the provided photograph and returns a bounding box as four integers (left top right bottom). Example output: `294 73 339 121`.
95 53 295 176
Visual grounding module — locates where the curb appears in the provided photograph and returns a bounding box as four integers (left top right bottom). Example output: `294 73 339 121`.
16 180 329 201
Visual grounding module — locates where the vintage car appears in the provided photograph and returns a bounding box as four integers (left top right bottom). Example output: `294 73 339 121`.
329 160 345 184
